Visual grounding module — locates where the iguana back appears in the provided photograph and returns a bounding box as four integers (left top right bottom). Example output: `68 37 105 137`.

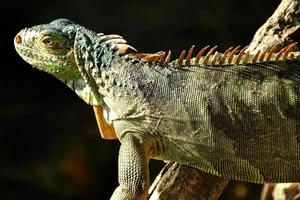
131 59 300 183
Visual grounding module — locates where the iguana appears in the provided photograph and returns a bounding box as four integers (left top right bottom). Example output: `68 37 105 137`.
14 19 300 200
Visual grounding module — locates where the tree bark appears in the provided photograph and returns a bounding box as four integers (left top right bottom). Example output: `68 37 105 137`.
148 162 229 200
248 0 300 53
148 0 300 199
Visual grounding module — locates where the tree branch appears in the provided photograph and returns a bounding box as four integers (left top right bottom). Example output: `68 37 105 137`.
148 162 229 200
248 0 300 53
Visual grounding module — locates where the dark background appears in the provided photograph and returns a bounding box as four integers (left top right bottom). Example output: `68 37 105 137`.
1 0 280 199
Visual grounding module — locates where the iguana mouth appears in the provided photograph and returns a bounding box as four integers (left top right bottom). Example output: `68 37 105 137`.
14 31 101 106
14 39 68 68
14 31 81 82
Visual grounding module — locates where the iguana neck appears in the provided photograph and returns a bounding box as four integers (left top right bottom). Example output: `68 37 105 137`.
72 30 137 107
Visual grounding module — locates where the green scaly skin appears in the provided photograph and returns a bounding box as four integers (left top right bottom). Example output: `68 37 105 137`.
15 19 300 200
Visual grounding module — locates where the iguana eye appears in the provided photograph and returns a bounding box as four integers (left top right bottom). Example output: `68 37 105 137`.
41 36 54 46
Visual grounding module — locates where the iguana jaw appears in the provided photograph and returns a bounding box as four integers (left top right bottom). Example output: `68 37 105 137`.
14 23 80 81
14 19 141 107
15 34 99 105
14 19 102 106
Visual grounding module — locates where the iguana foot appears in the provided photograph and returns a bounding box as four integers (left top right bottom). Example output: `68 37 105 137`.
111 186 147 200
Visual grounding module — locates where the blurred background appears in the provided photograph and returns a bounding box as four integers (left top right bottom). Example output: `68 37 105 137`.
0 0 281 199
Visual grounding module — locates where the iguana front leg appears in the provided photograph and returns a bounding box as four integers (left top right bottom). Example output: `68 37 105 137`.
111 133 156 200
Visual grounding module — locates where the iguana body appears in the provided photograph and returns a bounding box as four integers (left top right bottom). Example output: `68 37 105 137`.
14 19 300 200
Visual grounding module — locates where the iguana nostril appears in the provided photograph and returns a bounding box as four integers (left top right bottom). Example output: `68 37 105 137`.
15 34 22 44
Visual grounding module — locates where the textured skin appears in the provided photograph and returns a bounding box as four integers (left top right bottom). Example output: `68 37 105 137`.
15 19 300 200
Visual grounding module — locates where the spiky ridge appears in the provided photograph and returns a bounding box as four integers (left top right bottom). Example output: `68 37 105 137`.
15 18 300 82
127 43 300 67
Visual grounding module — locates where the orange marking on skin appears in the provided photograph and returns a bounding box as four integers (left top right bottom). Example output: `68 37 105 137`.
142 55 157 61
129 52 165 62
129 53 148 59
93 106 117 140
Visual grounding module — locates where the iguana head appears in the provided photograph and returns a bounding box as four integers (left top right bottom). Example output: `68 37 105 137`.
15 19 106 105
14 19 80 80
14 19 140 139
15 19 138 106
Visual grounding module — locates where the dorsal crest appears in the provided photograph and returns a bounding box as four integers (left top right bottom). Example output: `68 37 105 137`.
96 33 137 55
127 42 299 67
